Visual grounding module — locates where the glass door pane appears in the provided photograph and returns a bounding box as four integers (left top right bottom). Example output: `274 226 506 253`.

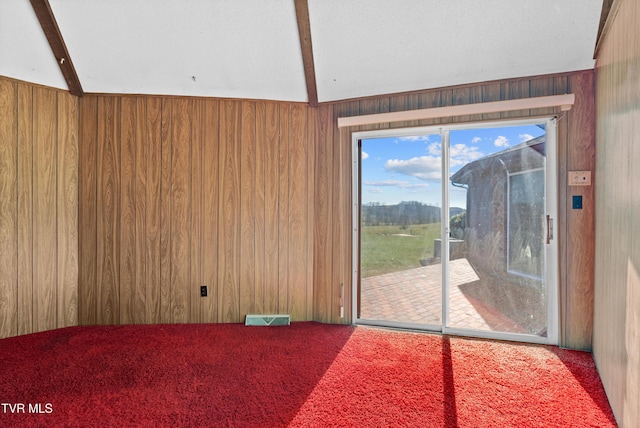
446 124 551 338
357 132 442 328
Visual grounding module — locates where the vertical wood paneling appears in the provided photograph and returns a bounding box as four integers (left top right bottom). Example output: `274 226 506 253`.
565 73 596 350
313 105 333 322
218 101 241 322
418 91 442 127
0 79 17 338
338 103 356 323
17 83 34 335
593 0 640 424
120 97 137 324
96 96 120 325
388 95 407 129
201 99 219 323
170 98 192 323
190 99 203 323
501 79 530 118
481 82 502 121
254 102 267 314
240 101 256 318
331 103 349 322
438 89 454 124
49 71 596 347
264 103 280 314
529 77 556 115
453 86 482 123
305 107 316 320
134 98 147 324
145 97 162 324
159 99 172 323
278 105 291 314
56 93 78 328
288 104 308 320
33 87 57 332
0 76 79 339
78 96 98 325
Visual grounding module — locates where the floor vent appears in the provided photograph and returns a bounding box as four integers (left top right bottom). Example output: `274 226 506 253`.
245 314 291 326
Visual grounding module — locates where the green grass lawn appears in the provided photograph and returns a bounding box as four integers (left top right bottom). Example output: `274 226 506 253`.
360 223 441 278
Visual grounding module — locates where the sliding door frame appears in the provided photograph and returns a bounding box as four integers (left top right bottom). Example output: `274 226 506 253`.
351 117 559 345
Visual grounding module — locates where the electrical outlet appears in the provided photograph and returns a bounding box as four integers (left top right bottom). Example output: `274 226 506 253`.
200 286 208 297
569 171 591 186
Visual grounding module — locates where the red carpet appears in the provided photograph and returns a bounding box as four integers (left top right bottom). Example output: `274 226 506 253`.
0 323 615 427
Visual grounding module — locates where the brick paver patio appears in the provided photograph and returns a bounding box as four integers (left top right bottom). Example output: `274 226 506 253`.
360 258 531 333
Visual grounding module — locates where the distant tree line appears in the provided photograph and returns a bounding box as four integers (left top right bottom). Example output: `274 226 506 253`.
362 201 465 226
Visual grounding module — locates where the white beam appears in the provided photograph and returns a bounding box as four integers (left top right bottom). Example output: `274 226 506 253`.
337 94 575 128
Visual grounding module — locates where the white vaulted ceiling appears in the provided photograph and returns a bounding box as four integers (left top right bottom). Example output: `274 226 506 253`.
0 0 603 103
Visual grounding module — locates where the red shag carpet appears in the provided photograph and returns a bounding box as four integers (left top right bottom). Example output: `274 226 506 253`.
0 322 615 427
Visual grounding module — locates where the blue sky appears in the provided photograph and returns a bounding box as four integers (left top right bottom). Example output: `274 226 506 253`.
361 124 545 208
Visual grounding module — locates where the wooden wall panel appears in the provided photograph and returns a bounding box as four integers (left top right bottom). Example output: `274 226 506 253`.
159 100 172 323
330 103 347 323
278 105 291 314
217 100 241 322
0 76 79 339
564 72 596 350
240 101 256 318
0 79 18 338
145 98 162 324
593 0 640 425
254 102 267 315
288 104 308 320
313 105 334 322
201 99 219 323
134 97 147 324
3 69 597 347
263 103 280 314
96 97 120 325
78 96 98 325
190 99 203 323
77 95 319 326
305 107 316 320
170 98 192 323
17 83 34 335
33 87 58 333
120 97 137 324
56 93 78 329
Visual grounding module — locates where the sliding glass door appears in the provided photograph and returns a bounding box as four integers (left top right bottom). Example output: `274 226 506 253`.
356 131 443 329
353 119 558 344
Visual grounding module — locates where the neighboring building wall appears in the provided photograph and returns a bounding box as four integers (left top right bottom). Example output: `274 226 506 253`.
594 0 640 426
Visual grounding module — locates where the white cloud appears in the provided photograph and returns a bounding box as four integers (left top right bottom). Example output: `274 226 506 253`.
471 137 482 144
428 142 441 155
368 188 383 194
363 180 429 189
494 135 510 147
361 151 369 160
384 156 442 181
397 135 431 143
450 144 484 163
519 133 534 143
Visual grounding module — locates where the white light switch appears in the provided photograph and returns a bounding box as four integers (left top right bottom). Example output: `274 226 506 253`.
569 171 591 186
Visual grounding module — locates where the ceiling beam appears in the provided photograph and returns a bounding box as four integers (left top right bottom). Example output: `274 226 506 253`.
30 0 84 96
294 0 318 106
